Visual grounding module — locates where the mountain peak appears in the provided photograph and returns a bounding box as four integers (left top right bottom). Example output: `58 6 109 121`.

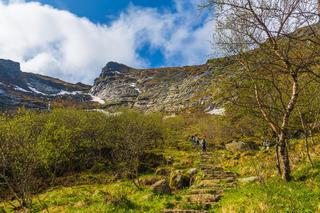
0 59 21 75
99 62 131 78
0 59 23 86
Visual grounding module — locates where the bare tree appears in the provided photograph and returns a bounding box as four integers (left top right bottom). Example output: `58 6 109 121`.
205 0 320 181
109 111 164 189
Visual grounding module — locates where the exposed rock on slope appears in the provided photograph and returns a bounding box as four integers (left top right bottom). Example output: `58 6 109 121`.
90 62 217 113
0 59 92 110
0 59 223 113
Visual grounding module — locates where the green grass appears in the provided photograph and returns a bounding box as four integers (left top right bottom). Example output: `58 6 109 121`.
0 181 182 213
215 178 320 212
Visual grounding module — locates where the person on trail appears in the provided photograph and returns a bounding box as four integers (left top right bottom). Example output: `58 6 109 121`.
48 101 51 112
202 139 207 153
191 135 199 149
191 135 196 144
199 138 203 146
195 136 200 146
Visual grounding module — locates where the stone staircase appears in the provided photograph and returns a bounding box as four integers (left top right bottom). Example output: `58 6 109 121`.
163 152 238 213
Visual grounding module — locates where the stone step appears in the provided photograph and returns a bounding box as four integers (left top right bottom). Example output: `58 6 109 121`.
194 180 237 189
204 171 237 175
200 166 223 170
188 188 221 195
162 152 238 213
183 194 222 204
203 175 237 181
202 171 226 175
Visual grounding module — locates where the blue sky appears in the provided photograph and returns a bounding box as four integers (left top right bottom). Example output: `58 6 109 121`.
0 0 213 83
25 0 178 68
29 0 175 23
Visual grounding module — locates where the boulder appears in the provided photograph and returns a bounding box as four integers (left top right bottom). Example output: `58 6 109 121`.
141 176 162 186
187 168 198 177
238 176 259 183
226 141 259 152
151 179 171 194
170 171 191 189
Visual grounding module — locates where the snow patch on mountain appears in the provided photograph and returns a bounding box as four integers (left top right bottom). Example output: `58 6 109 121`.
14 86 30 93
90 94 105 104
206 107 225 115
27 84 46 95
129 82 141 93
56 90 82 96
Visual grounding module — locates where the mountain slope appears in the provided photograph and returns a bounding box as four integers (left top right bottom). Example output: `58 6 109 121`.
90 62 220 113
0 59 223 113
0 59 93 110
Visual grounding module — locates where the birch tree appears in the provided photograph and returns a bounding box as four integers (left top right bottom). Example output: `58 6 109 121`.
205 0 320 181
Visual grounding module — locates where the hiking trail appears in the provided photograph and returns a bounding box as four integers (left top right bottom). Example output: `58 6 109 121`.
163 152 238 213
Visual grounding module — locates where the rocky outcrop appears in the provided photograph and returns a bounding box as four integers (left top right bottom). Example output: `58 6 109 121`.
0 59 91 110
90 62 216 113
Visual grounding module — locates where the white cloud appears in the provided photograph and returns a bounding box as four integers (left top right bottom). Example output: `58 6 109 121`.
0 0 213 84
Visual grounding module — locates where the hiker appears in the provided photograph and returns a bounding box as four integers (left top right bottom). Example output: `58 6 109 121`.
48 101 51 112
191 135 196 144
195 136 200 146
202 139 207 152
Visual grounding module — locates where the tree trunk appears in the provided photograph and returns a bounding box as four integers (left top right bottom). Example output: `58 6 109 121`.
279 134 291 181
277 75 298 182
275 144 282 175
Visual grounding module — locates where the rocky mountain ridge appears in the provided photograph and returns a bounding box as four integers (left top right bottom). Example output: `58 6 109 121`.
0 59 223 114
0 59 94 110
91 62 219 113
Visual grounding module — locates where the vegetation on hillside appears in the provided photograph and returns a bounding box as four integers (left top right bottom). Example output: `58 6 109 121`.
0 109 167 209
0 108 319 212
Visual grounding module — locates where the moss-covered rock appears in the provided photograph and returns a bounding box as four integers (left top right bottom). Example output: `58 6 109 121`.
151 179 171 195
169 171 191 189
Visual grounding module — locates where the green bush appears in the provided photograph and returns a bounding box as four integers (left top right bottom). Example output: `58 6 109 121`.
0 108 167 205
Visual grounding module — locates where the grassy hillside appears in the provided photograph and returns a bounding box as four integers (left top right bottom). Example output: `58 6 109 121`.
0 109 319 212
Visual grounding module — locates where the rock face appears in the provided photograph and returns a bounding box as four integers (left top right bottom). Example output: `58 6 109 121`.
0 59 91 110
90 62 216 113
